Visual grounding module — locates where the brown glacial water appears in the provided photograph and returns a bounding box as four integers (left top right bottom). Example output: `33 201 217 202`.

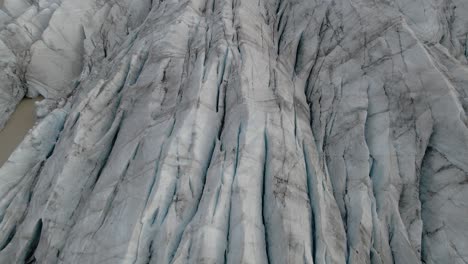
0 97 43 167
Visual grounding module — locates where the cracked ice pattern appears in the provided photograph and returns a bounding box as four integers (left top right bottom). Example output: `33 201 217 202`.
0 0 468 263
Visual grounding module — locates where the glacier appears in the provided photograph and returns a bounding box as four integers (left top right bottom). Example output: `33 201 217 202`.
0 0 467 263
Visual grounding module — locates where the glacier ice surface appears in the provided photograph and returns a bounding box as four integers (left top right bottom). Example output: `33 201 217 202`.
0 0 467 263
